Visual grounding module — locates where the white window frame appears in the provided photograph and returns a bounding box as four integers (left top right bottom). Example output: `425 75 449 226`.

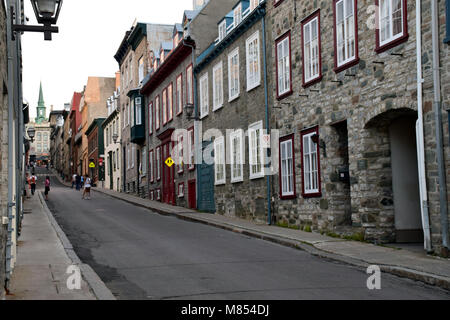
212 61 224 111
248 120 264 180
234 3 242 26
127 146 130 169
280 138 295 197
168 83 173 121
230 129 244 183
276 33 291 96
149 150 154 182
303 16 320 83
218 20 227 41
132 145 135 168
302 131 320 195
138 56 145 83
378 0 405 47
177 134 184 174
178 183 185 198
335 0 356 67
155 95 160 130
135 97 142 125
250 0 259 11
149 101 153 135
228 47 240 102
214 136 226 185
186 65 194 104
188 128 195 170
199 73 209 119
246 31 261 91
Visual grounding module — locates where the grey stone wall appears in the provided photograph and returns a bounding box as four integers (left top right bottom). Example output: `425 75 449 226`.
0 0 7 297
269 0 450 252
197 11 274 223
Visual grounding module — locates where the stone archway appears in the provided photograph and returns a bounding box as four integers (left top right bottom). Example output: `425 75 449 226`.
363 108 422 243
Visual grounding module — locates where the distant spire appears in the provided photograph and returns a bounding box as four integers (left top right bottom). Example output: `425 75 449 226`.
38 81 44 106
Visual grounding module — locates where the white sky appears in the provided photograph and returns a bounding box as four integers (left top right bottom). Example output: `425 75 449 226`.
22 0 193 119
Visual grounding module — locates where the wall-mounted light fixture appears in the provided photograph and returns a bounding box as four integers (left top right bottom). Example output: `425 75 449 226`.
11 0 63 41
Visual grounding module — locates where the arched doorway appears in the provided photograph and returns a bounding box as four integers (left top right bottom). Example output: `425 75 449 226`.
389 116 423 243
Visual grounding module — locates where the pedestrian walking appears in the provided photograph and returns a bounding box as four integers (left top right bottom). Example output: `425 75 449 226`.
72 173 77 189
30 173 37 196
44 176 51 201
75 174 81 191
82 175 92 200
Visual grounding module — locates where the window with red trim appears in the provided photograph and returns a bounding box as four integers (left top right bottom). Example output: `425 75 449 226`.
186 64 194 105
178 182 185 198
334 0 359 72
300 126 321 197
149 101 153 136
301 10 322 87
156 146 161 181
176 73 183 115
375 0 408 53
162 89 167 125
155 95 160 130
168 83 173 122
275 31 292 99
279 134 296 199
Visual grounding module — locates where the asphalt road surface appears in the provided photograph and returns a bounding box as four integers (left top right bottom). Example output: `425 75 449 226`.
34 169 449 300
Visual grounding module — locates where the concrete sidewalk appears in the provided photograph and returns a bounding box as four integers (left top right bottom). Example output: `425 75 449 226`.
91 186 450 291
5 190 114 300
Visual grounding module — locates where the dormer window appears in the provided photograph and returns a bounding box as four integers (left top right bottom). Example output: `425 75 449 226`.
250 0 259 11
234 3 242 26
174 34 179 48
161 51 165 63
218 20 227 41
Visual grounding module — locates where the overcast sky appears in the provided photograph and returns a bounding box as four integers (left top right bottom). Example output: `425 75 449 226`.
22 0 192 119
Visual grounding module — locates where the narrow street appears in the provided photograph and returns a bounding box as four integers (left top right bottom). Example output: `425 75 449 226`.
32 168 449 300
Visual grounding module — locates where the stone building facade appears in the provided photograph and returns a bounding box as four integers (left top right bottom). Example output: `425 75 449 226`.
0 0 8 298
269 0 450 253
115 22 173 197
195 0 273 221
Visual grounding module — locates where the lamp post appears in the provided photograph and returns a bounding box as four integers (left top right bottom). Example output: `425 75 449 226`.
11 0 63 41
185 103 198 121
27 126 36 143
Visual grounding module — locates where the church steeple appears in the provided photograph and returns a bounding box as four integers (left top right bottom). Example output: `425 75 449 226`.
35 81 47 124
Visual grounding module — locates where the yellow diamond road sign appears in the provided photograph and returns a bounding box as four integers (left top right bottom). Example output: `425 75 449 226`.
165 157 174 168
89 162 96 168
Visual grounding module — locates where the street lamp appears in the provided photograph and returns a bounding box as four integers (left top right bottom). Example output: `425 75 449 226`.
11 0 63 41
27 126 36 143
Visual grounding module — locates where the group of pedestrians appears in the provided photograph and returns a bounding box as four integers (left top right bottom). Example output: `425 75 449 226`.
25 172 51 201
72 173 92 200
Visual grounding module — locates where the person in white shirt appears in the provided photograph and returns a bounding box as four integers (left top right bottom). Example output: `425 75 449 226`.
82 174 92 200
72 174 77 189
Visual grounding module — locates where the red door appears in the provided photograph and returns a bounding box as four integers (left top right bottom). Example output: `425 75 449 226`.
188 180 196 209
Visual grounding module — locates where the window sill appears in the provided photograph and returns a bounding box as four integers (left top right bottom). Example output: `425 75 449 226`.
247 82 261 93
189 166 195 171
274 0 286 8
280 194 296 200
200 113 209 120
375 33 409 54
302 191 322 198
277 89 293 101
215 181 226 186
231 178 244 184
213 104 224 112
228 94 240 103
250 173 264 181
302 75 323 88
334 58 360 74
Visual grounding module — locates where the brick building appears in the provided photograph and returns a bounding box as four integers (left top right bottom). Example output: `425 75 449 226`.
69 92 82 176
86 118 106 184
195 0 274 219
269 0 450 254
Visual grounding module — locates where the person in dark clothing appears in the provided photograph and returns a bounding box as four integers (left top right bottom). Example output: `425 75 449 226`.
44 176 51 201
75 174 81 191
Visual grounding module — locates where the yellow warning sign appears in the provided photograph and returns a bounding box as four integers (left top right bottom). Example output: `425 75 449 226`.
89 162 96 168
165 157 174 168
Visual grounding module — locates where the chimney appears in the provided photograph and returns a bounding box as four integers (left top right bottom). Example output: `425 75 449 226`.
115 71 121 90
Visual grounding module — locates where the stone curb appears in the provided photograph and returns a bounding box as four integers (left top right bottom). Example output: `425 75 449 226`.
92 187 450 292
37 191 116 300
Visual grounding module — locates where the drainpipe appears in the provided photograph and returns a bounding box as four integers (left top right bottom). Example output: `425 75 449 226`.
261 8 272 225
431 0 449 251
5 1 16 289
415 0 432 252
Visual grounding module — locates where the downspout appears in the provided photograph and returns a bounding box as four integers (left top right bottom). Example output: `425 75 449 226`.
415 0 432 252
5 1 16 289
431 0 449 251
261 6 272 225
